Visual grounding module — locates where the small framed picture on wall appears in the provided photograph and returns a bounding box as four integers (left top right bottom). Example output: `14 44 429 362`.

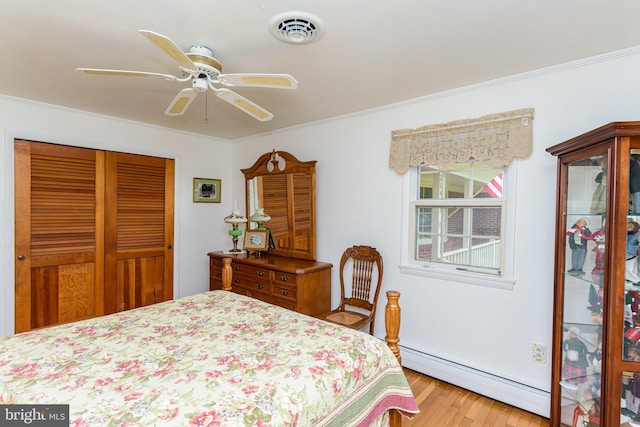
193 178 221 203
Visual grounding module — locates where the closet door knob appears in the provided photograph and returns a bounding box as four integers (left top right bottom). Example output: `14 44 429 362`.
17 255 25 261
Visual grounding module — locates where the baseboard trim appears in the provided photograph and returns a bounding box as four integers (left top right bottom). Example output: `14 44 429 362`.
400 345 550 418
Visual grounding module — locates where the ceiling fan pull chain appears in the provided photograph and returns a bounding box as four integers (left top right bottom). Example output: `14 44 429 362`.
204 90 209 124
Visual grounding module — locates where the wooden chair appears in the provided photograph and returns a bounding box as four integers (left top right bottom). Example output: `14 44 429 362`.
317 245 383 335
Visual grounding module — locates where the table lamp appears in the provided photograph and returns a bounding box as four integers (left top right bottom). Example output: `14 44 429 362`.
250 208 271 230
224 204 248 253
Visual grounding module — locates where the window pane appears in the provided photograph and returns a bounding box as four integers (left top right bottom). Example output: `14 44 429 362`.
414 206 502 272
443 170 466 199
418 163 504 200
474 169 503 199
417 207 432 234
417 169 437 199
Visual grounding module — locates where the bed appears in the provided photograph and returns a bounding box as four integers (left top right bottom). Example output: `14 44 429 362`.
0 262 418 426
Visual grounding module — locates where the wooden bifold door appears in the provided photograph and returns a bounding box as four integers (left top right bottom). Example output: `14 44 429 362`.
14 140 174 333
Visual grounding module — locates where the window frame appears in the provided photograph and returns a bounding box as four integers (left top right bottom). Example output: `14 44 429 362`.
399 165 517 290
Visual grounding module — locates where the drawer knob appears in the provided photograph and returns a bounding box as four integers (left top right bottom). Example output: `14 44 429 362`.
235 266 241 271
234 278 240 283
258 271 264 276
281 276 288 281
281 289 289 296
257 284 264 289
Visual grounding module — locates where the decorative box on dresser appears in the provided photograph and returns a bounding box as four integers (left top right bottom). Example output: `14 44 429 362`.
208 251 332 316
547 122 640 426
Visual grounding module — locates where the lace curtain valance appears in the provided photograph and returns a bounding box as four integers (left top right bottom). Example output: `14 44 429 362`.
389 108 534 174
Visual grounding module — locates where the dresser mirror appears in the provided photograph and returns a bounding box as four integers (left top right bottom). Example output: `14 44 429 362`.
242 150 317 261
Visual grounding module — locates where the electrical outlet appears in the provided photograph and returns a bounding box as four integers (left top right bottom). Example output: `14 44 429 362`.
531 342 547 363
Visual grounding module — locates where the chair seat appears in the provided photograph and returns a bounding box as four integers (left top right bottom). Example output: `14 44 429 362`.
320 309 371 331
325 311 366 326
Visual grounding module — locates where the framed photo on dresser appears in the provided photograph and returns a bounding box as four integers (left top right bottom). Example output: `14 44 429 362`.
244 229 269 250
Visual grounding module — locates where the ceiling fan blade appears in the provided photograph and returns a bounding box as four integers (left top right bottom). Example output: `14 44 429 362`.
138 30 198 73
217 73 298 90
75 68 178 80
215 88 274 122
165 88 198 116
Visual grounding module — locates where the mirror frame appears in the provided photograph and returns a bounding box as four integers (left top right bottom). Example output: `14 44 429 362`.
242 150 317 260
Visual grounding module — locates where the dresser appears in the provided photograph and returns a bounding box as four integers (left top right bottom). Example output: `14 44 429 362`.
208 251 332 316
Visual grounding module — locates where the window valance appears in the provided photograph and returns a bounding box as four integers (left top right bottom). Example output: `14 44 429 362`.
389 108 534 174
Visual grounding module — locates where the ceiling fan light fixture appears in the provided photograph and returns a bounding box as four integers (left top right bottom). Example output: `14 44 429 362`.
269 11 324 45
192 77 208 92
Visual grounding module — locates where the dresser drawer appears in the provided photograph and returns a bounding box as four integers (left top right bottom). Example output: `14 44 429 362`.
232 263 271 280
272 282 297 302
209 259 223 291
232 274 272 298
272 270 297 285
231 283 271 301
268 296 296 312
211 258 223 271
210 277 222 291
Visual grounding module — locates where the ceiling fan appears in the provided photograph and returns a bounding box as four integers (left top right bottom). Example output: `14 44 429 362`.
76 30 298 122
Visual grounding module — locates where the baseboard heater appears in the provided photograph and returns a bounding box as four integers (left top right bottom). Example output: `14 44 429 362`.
399 345 550 418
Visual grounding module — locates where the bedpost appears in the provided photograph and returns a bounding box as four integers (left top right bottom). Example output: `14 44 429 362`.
385 290 403 427
222 258 232 291
385 290 401 364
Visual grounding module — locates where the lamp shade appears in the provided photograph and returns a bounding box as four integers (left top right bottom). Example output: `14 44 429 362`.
250 208 271 224
224 210 248 225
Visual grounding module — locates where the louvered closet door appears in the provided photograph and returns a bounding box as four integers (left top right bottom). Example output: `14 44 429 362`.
14 141 105 333
104 152 174 314
14 141 175 333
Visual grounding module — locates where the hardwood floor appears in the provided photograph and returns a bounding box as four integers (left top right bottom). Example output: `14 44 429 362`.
402 368 550 426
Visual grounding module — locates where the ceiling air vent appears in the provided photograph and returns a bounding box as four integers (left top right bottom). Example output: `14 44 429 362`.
269 11 324 45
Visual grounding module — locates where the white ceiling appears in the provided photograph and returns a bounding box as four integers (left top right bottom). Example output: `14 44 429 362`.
3 1 640 141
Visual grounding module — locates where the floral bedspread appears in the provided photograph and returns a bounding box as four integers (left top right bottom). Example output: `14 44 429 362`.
0 291 418 426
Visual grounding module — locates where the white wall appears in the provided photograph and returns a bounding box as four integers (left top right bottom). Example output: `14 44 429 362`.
231 47 640 417
0 96 234 336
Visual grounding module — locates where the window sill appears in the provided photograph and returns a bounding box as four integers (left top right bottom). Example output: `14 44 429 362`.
398 263 516 290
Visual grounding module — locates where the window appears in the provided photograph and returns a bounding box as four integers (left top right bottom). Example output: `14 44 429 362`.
390 108 532 288
410 161 505 276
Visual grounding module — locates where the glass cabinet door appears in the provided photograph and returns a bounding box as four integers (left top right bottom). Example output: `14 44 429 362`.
559 154 607 426
622 149 640 425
